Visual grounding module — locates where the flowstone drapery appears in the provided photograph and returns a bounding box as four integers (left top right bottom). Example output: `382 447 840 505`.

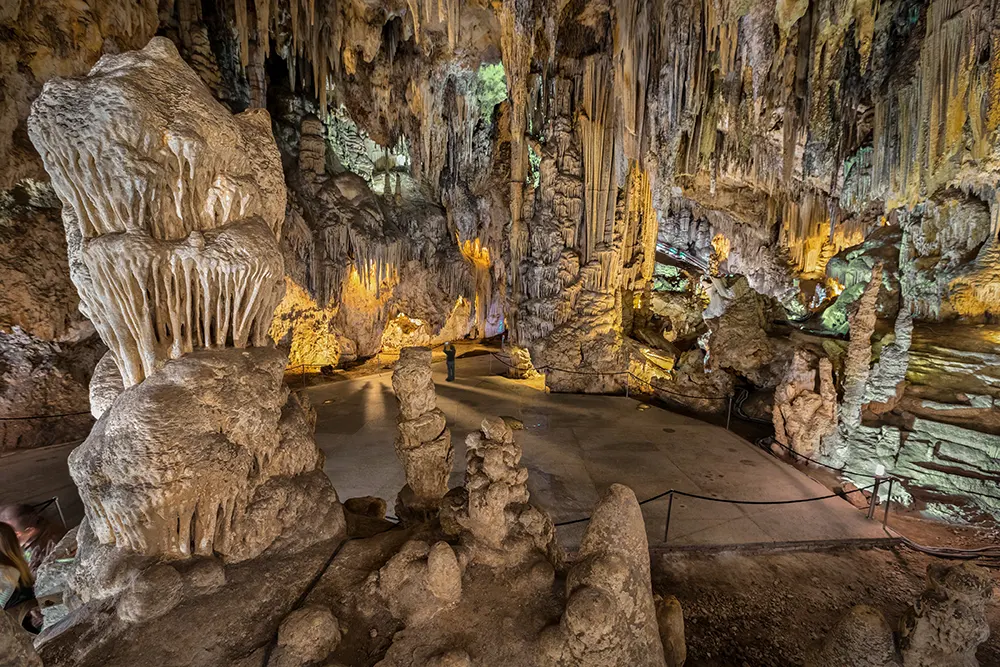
28 37 286 387
27 37 343 572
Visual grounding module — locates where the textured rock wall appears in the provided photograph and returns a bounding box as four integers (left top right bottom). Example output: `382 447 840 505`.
0 0 158 448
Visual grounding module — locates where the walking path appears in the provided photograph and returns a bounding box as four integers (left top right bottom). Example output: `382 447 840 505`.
310 350 886 547
0 348 886 547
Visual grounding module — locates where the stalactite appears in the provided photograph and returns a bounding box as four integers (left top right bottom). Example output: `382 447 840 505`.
614 0 650 164
580 56 616 267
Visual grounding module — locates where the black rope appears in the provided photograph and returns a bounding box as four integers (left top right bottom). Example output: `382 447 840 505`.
553 484 874 527
0 410 91 421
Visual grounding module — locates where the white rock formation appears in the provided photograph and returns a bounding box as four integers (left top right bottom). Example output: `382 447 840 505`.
28 37 286 387
70 347 344 563
442 416 560 569
899 562 994 666
25 37 344 577
391 346 453 518
538 484 667 667
773 349 838 457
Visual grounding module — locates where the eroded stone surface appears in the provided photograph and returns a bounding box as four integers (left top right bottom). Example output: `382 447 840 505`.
391 346 453 518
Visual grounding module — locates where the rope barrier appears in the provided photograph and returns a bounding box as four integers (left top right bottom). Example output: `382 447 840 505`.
552 484 876 527
0 410 91 422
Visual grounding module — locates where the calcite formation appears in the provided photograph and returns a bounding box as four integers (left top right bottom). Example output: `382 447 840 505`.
24 38 344 577
391 346 453 518
442 416 560 569
28 37 286 387
773 349 838 458
71 347 343 562
899 562 994 667
538 484 667 667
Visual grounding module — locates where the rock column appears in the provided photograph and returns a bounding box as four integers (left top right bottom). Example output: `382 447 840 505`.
391 346 453 520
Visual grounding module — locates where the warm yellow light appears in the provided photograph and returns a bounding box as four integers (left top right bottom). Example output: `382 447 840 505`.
459 237 490 268
711 233 731 263
827 277 845 296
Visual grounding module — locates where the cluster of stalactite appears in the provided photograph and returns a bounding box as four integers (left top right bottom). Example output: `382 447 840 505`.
650 0 1000 304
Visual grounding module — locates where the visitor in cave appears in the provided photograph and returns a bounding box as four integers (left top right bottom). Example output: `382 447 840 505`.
0 522 39 634
0 504 64 576
444 341 457 382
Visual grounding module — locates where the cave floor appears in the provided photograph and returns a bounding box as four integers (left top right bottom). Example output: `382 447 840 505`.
0 347 887 547
310 350 886 548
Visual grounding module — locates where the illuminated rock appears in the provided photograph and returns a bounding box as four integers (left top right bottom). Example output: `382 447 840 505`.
70 347 344 564
391 346 453 519
773 349 838 458
705 275 788 388
28 37 286 387
441 416 560 569
26 38 344 583
538 484 666 667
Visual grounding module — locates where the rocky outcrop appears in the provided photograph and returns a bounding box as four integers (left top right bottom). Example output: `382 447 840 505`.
773 349 838 458
391 346 453 519
442 416 560 570
0 605 42 667
705 275 787 388
25 39 344 609
28 38 286 388
70 347 344 565
899 563 994 667
538 484 666 667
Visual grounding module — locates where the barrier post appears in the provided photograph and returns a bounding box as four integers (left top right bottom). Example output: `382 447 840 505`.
300 365 305 390
625 374 630 399
882 478 894 528
867 476 884 520
726 394 733 431
663 491 674 543
54 497 66 530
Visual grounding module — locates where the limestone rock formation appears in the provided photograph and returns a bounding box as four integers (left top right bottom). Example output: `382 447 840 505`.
805 605 899 667
391 346 453 519
269 604 342 667
28 37 286 387
538 484 666 667
773 349 838 457
442 416 560 569
705 276 787 388
0 605 42 667
70 347 343 565
899 563 994 666
375 540 463 626
23 38 345 600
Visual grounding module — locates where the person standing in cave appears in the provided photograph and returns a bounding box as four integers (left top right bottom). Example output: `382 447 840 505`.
444 342 457 382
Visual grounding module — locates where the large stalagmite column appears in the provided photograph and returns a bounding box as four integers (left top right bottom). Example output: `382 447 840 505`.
27 38 344 577
391 346 453 519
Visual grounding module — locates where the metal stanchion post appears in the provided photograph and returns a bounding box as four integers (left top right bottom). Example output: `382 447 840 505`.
882 478 894 528
663 492 674 543
625 374 630 399
726 394 733 431
867 476 885 520
54 496 67 530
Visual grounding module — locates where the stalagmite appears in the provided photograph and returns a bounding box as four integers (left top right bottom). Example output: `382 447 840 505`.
27 37 344 574
441 416 559 569
391 346 453 519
